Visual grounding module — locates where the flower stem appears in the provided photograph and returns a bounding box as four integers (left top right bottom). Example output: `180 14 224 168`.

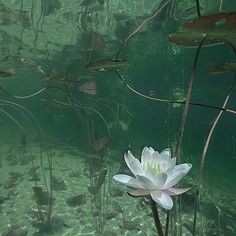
150 197 164 236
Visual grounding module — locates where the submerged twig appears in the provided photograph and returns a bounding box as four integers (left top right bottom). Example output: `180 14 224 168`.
192 78 236 235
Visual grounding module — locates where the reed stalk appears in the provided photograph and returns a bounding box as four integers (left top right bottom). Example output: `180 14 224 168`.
192 78 235 235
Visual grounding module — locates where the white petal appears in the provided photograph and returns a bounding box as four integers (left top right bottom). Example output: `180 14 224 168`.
125 151 143 176
151 151 162 163
113 174 142 188
164 187 191 196
164 163 192 189
165 157 176 175
141 146 156 165
172 163 192 174
143 171 167 189
164 172 186 189
160 148 171 161
128 189 150 196
168 157 176 168
150 190 173 210
146 146 155 155
136 175 156 190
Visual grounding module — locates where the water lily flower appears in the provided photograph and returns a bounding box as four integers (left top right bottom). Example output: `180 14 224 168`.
113 147 192 210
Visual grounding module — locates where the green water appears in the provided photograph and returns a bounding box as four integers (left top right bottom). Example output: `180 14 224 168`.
0 0 236 235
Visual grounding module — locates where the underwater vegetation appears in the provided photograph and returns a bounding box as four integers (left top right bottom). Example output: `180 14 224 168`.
0 0 236 236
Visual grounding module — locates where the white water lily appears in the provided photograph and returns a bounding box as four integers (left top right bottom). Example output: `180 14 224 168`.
113 147 192 210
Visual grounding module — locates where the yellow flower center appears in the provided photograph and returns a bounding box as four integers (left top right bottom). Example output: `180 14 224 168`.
143 162 167 174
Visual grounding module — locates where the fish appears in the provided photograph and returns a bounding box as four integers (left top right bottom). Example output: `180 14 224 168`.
209 62 236 75
168 12 236 47
85 59 129 71
168 31 226 47
79 82 97 95
93 136 108 151
182 13 236 30
49 78 79 87
88 169 108 194
0 70 14 77
44 77 80 87
66 194 86 207
33 186 55 205
42 69 79 87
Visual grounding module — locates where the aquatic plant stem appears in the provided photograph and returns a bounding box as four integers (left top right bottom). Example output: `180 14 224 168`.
165 211 170 236
0 84 70 100
175 36 206 159
192 78 236 235
116 0 171 58
195 0 201 18
150 197 164 236
219 0 224 11
0 105 43 222
167 36 206 236
46 150 53 229
114 69 236 116
0 86 47 98
52 98 111 141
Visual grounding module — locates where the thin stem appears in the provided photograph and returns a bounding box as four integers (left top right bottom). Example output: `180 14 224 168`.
195 0 201 18
219 0 224 12
192 77 236 235
175 36 206 160
46 149 53 228
165 211 170 236
0 86 46 99
114 69 236 116
150 197 164 236
53 98 111 142
116 0 171 59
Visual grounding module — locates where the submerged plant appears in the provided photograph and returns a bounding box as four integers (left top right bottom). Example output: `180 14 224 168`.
0 99 55 231
113 146 192 235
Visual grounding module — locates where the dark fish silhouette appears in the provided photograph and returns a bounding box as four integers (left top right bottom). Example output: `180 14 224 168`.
33 186 54 205
88 169 108 194
168 12 236 47
0 70 14 77
209 62 236 75
85 59 129 71
182 13 236 30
